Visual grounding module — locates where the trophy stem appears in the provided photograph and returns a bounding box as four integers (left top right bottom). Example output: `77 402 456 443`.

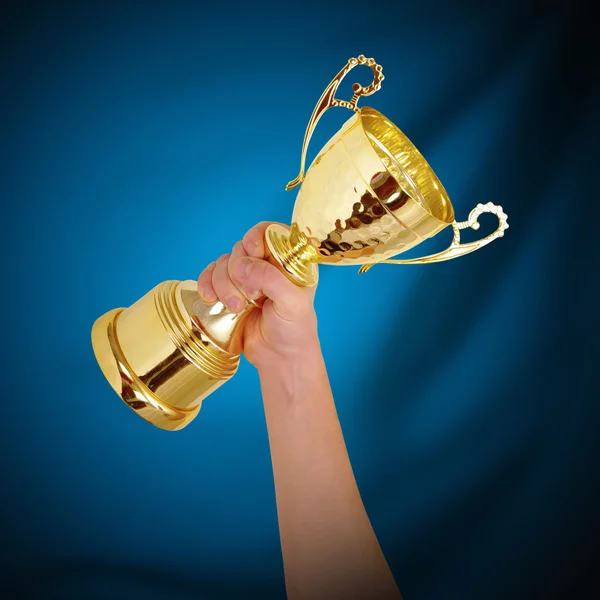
265 223 319 288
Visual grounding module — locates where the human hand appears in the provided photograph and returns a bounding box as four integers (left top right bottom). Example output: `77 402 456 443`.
197 222 319 370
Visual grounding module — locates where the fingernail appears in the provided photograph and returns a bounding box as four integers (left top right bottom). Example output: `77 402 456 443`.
234 258 252 279
244 288 260 300
224 294 242 311
198 286 216 301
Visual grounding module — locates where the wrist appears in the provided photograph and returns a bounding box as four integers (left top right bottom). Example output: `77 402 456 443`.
255 336 323 378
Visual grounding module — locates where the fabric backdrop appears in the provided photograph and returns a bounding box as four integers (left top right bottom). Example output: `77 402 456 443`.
1 1 598 598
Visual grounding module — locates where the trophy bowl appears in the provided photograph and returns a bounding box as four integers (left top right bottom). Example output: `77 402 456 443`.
92 55 508 431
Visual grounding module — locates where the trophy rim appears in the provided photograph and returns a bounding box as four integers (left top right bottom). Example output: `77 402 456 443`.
360 107 455 226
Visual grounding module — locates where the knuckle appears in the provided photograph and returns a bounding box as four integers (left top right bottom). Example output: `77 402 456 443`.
198 263 215 284
211 263 227 287
242 234 259 256
212 260 239 295
229 242 246 268
241 259 261 285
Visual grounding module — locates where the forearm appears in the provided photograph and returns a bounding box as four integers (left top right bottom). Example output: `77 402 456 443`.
258 341 401 600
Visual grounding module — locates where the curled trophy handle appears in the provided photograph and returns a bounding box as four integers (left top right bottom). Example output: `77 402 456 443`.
286 55 384 191
358 202 509 271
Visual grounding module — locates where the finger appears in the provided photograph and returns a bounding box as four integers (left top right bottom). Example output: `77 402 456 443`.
231 256 310 321
197 261 217 302
242 221 289 259
212 252 246 313
227 240 258 300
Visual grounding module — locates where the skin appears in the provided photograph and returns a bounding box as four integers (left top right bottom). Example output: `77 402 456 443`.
198 222 402 600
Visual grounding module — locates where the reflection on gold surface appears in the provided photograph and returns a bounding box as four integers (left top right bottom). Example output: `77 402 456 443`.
92 282 240 431
316 170 414 262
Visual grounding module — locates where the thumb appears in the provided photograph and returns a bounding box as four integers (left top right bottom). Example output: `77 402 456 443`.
231 256 308 321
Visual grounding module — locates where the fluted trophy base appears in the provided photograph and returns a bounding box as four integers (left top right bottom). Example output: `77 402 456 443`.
91 280 243 431
91 225 318 431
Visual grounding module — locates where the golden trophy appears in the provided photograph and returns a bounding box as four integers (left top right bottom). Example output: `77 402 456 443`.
92 56 509 431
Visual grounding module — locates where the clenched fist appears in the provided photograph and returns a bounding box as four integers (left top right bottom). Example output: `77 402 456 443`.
197 222 319 369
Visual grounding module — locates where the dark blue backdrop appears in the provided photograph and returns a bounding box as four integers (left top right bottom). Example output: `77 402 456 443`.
2 1 598 598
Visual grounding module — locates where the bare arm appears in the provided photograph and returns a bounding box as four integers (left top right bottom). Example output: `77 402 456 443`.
258 345 401 600
198 223 401 599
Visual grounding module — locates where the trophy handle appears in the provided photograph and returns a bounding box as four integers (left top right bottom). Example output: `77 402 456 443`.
358 202 509 271
286 55 384 191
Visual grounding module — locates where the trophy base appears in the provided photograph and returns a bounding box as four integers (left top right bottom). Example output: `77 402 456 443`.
265 223 319 287
91 307 202 431
91 281 240 431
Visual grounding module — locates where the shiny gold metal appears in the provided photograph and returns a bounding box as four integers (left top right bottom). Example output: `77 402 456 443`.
265 223 319 287
92 55 508 430
285 103 508 269
286 55 385 191
92 281 245 430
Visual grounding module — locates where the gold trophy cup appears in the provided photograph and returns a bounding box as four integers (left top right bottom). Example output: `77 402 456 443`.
92 56 508 431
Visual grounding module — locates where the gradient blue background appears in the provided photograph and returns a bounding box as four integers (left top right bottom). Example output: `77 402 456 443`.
2 1 598 598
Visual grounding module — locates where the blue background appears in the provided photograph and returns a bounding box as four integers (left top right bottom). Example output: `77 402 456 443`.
2 1 598 598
